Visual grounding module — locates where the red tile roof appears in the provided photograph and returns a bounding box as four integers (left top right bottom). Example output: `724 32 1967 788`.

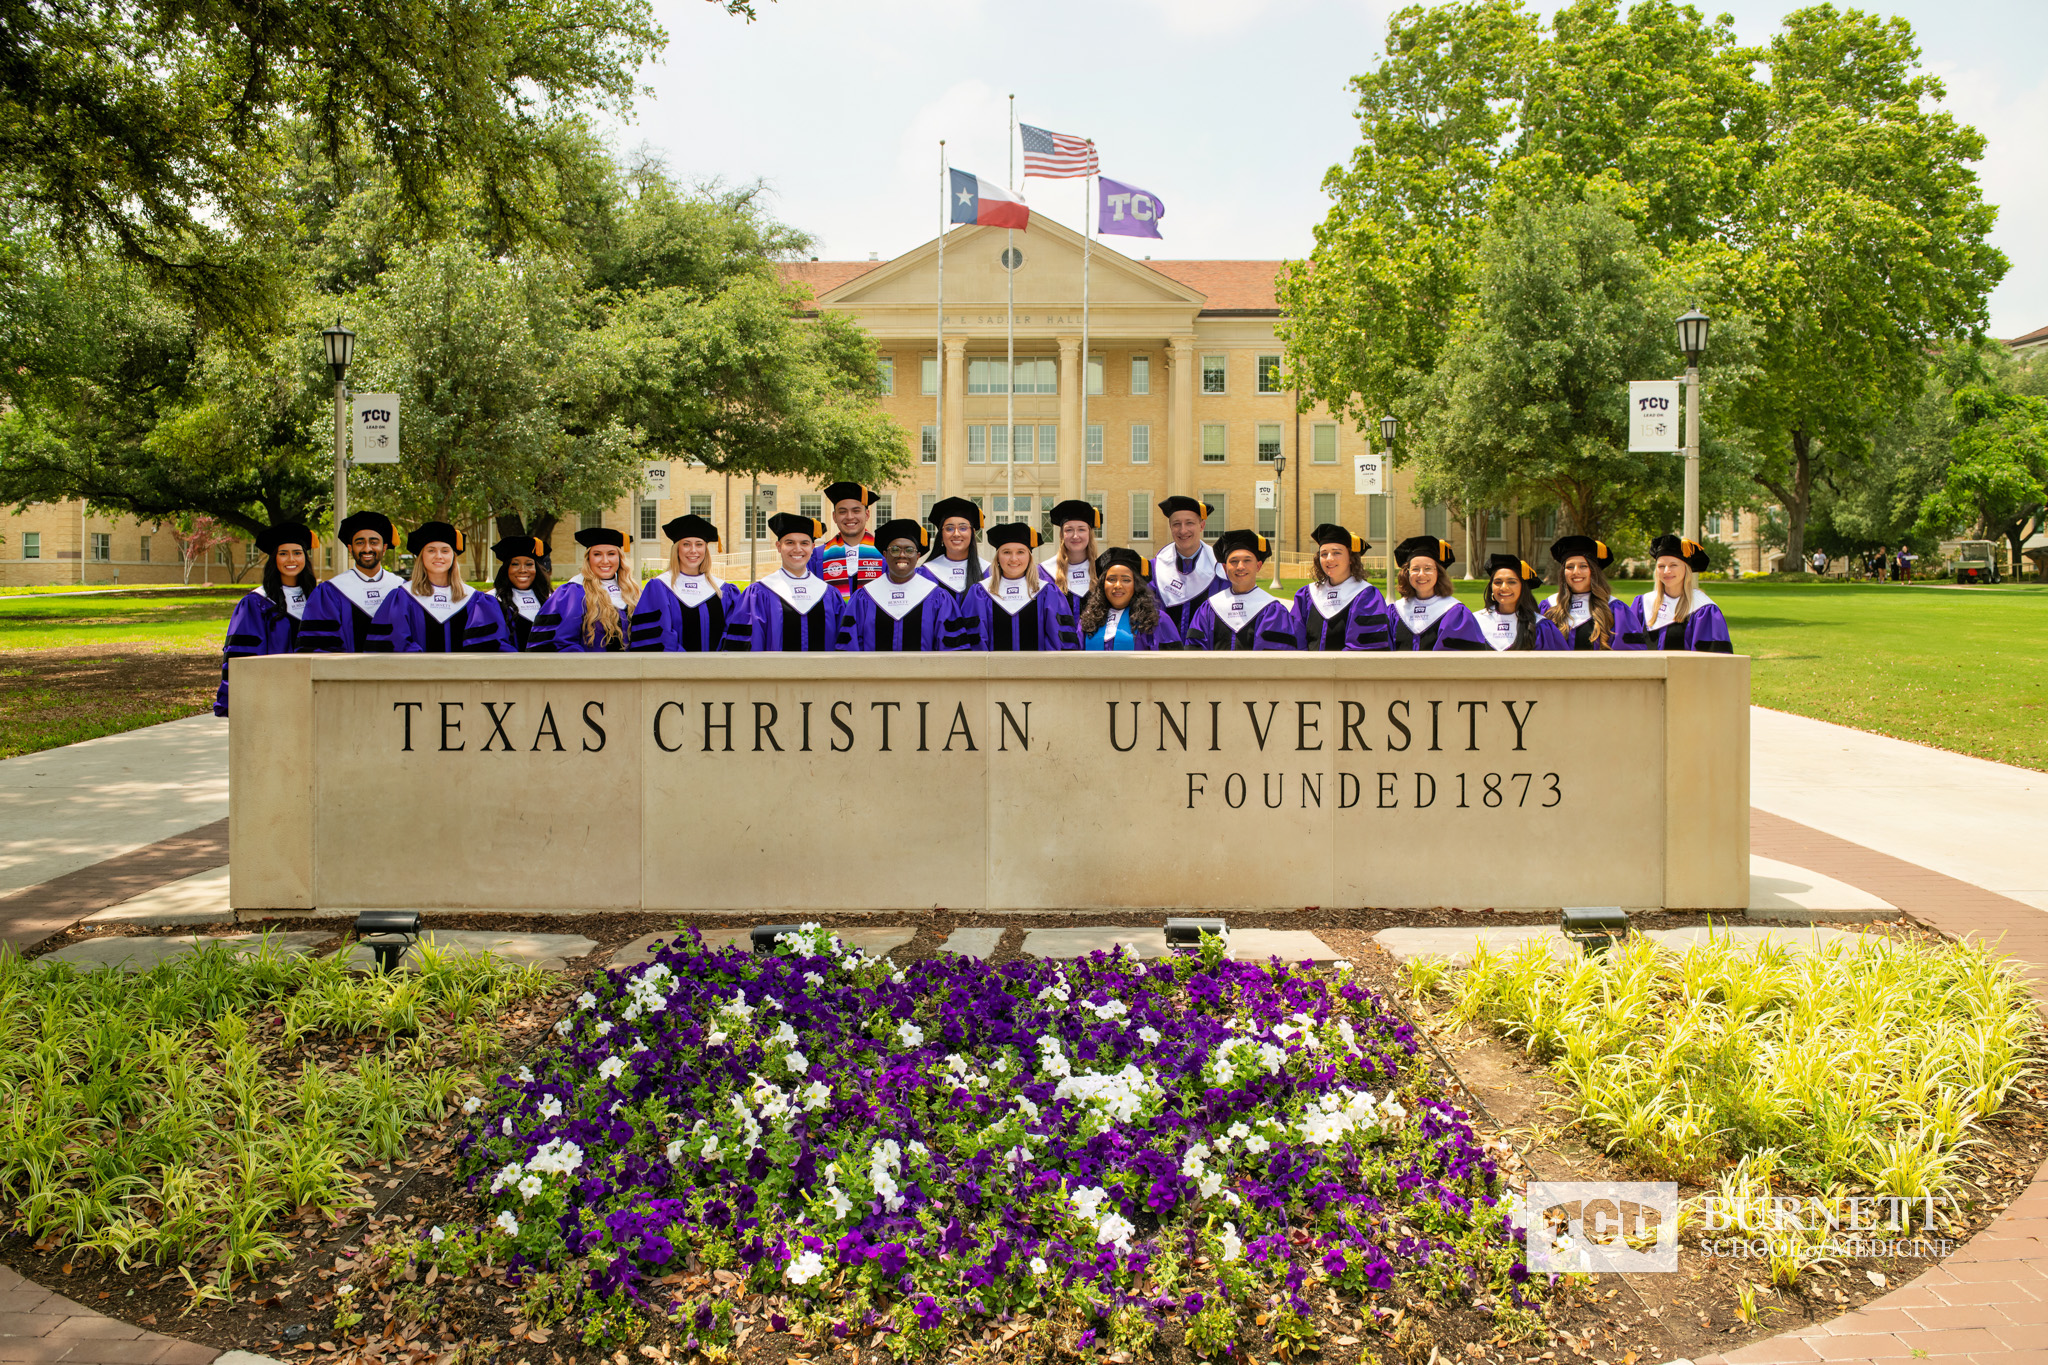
776 256 1288 314
1134 260 1285 313
2009 323 2048 348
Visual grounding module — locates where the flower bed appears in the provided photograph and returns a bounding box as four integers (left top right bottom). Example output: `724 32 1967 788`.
432 927 1536 1357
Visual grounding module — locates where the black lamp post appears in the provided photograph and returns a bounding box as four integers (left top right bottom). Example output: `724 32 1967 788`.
1675 310 1709 543
322 321 356 529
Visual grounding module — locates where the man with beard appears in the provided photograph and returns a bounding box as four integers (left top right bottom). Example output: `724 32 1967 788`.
296 511 400 652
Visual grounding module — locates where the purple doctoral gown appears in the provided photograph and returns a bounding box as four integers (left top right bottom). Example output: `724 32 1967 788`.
294 571 401 653
721 572 846 652
1183 589 1299 651
214 590 301 715
944 580 1080 651
1291 581 1393 651
1150 544 1227 637
1627 593 1733 653
629 575 739 652
1473 608 1570 652
1386 597 1489 651
840 575 954 651
366 588 511 652
1537 595 1644 651
528 582 635 652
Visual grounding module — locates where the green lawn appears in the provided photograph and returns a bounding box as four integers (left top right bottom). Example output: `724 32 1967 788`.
1 578 2042 771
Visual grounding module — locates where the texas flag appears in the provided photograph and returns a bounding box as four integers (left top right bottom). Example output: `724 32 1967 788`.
949 168 1031 230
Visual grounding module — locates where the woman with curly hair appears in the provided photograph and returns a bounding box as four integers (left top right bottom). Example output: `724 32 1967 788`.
528 527 641 652
1077 547 1179 650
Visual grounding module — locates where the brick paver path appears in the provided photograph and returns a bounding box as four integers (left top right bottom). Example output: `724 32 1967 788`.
0 1263 218 1364
0 818 227 951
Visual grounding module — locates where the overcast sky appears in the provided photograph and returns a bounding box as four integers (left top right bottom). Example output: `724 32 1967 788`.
602 0 2047 340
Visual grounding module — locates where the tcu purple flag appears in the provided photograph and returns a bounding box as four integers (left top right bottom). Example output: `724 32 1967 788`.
1098 177 1165 238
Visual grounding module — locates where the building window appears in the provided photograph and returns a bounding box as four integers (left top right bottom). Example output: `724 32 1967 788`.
139 534 151 563
1130 355 1150 395
920 425 938 464
1087 354 1104 396
1257 506 1278 537
1708 513 1722 537
1731 511 1742 535
798 493 823 521
1129 492 1152 541
1202 492 1230 531
1486 509 1504 540
22 532 40 559
968 427 986 464
743 495 770 540
1088 491 1106 526
639 500 659 542
1130 424 1151 464
324 546 334 569
215 542 232 565
91 533 111 562
920 492 937 522
1019 358 1056 393
1201 354 1227 394
1423 503 1448 538
1369 497 1387 541
1537 508 1557 539
1311 423 1337 464
690 494 713 521
581 508 604 531
1009 426 1031 464
875 495 895 522
1201 423 1227 464
989 424 1009 464
967 359 1005 394
1256 423 1282 463
921 356 938 395
1086 424 1103 464
1312 492 1337 530
876 356 895 394
990 496 1008 516
1257 354 1283 393
1038 426 1057 464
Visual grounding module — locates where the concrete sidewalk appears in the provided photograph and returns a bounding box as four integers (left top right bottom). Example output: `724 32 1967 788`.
0 714 228 900
1749 706 2048 912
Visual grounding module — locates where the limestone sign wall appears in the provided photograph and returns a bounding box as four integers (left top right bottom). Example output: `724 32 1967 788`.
229 653 1749 914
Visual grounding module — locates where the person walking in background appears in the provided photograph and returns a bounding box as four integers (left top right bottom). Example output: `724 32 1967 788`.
1811 549 1827 576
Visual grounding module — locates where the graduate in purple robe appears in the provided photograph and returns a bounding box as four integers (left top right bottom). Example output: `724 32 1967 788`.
722 514 845 652
806 481 885 601
1041 498 1101 617
367 522 512 652
489 535 551 652
841 518 953 651
528 527 642 652
945 523 1080 651
1387 536 1488 651
919 497 985 604
296 511 401 652
630 514 738 652
1149 496 1226 636
1076 547 1181 650
1183 530 1298 651
1628 535 1733 652
1475 553 1568 652
215 521 313 715
1539 535 1639 651
1293 523 1392 651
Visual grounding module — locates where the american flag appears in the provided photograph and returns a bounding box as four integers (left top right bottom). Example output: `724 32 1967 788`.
1020 123 1097 179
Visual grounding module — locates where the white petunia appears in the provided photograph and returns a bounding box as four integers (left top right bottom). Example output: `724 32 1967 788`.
517 1174 543 1201
537 1095 562 1120
578 992 597 1010
706 1029 728 1047
555 1019 573 1036
495 1211 520 1236
594 1021 613 1038
1219 1222 1242 1262
1245 1133 1271 1154
597 1056 626 1081
1030 1256 1049 1276
666 1139 685 1162
801 1081 831 1110
786 1051 809 1075
824 1185 852 1220
429 1226 446 1244
786 1250 825 1286
1138 1026 1162 1045
462 1096 482 1115
1096 1212 1136 1250
803 971 825 988
895 1020 924 1048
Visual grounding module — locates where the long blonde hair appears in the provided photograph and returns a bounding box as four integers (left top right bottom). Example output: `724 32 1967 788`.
579 552 642 647
408 556 468 601
985 546 1042 596
1644 561 1699 627
1054 528 1098 593
670 538 715 581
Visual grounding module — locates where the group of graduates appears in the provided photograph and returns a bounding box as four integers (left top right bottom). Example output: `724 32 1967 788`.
213 484 1733 715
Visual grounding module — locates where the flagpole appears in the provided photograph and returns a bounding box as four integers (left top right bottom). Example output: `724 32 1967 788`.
1080 143 1092 504
1005 93 1016 529
937 140 947 501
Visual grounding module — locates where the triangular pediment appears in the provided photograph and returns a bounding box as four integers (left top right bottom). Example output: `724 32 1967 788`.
815 216 1207 313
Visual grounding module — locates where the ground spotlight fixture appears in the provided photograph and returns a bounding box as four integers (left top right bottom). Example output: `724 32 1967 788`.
1165 917 1228 952
354 910 420 973
750 924 806 953
1560 906 1628 956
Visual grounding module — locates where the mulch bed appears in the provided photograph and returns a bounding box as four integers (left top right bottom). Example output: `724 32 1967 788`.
5 909 2042 1365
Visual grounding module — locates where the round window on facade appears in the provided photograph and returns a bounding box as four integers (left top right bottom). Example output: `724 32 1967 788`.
1000 247 1024 271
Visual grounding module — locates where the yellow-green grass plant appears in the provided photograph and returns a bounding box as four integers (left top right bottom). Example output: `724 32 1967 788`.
0 935 552 1304
1427 929 2038 1195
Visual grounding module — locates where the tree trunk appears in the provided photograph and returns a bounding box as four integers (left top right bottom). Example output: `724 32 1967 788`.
1763 430 1816 574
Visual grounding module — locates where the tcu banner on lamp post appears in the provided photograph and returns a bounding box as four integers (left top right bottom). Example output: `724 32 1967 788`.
351 394 399 464
1354 454 1384 496
1099 177 1166 239
1628 380 1680 453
